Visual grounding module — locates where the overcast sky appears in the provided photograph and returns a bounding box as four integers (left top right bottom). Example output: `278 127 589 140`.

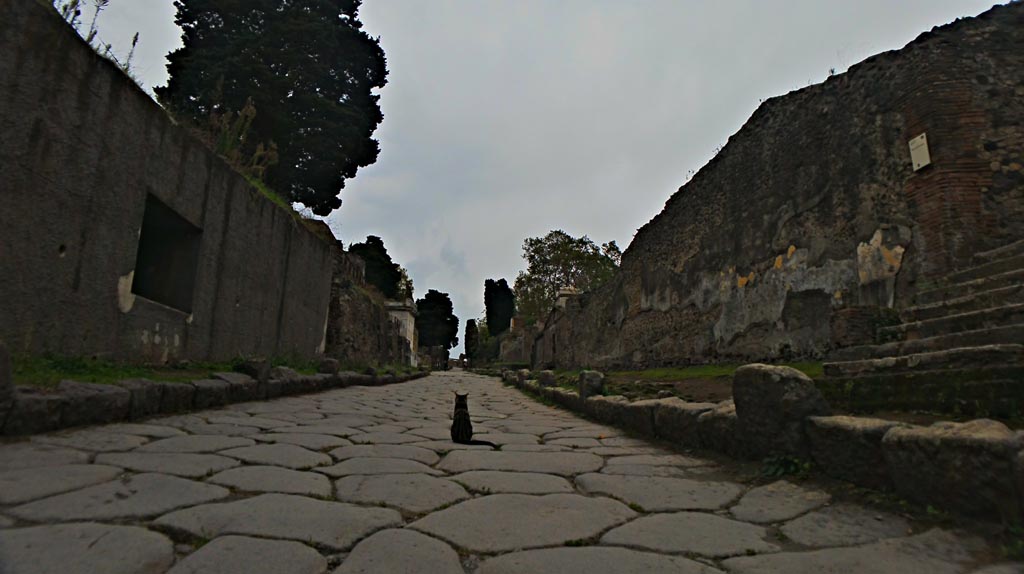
90 0 999 354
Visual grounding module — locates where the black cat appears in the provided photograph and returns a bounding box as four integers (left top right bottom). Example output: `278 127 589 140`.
450 392 498 449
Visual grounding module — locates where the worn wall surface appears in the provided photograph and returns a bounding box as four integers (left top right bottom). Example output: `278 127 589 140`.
534 4 1024 370
0 1 334 362
324 251 410 367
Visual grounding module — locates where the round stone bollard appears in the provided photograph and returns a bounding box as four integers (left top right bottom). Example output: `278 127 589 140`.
732 364 830 458
578 370 605 400
537 370 557 387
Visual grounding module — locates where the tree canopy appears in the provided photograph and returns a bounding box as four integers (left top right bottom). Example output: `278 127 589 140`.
349 236 405 300
464 319 479 360
514 230 621 322
484 278 516 336
156 0 388 215
416 290 459 350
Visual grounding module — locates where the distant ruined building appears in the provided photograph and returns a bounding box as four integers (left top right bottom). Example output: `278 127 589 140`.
534 2 1024 399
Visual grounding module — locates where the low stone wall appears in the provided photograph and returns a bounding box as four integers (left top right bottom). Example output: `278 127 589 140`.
494 365 1024 523
0 358 429 436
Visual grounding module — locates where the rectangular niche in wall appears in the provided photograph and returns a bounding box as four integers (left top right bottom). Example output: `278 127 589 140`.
131 194 203 313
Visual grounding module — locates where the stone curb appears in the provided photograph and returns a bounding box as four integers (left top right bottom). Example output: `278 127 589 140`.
0 369 430 436
489 367 1024 523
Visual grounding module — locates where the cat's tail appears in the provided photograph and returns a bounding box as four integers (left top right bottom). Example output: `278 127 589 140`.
458 439 499 449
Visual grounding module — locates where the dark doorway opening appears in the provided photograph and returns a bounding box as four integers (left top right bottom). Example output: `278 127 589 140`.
131 194 202 313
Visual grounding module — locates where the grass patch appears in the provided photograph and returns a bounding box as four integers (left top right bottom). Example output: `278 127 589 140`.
609 362 823 381
11 354 325 388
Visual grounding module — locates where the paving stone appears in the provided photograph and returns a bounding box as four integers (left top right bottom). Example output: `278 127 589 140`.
547 437 603 448
0 515 13 528
207 415 298 430
0 523 174 574
219 444 332 469
317 457 443 477
31 429 148 452
310 415 376 428
334 529 463 574
501 444 572 452
605 454 712 467
438 450 604 476
155 493 402 551
334 473 469 513
472 432 540 445
97 423 187 438
409 493 636 553
329 444 440 465
730 480 831 523
358 424 410 434
291 424 362 437
721 528 983 574
584 446 665 456
780 504 912 547
602 511 779 557
600 464 693 478
348 431 423 444
8 472 229 521
0 464 122 504
449 470 574 494
0 442 89 471
408 440 495 452
545 427 621 440
95 452 240 478
138 435 255 453
255 432 352 450
208 466 332 497
478 546 722 574
168 535 327 574
601 437 648 447
576 473 742 511
182 422 262 436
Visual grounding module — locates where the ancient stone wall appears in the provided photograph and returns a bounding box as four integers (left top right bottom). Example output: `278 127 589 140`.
0 1 334 362
324 250 408 367
535 4 1024 369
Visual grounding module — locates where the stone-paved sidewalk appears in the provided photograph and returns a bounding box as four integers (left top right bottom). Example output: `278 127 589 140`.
0 371 1019 574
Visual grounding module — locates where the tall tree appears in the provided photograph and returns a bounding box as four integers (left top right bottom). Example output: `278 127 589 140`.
514 230 621 322
484 278 515 336
156 0 388 215
349 236 402 299
464 319 479 360
416 290 459 350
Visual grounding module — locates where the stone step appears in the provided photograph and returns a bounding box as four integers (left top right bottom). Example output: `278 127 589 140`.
973 238 1024 264
817 363 1024 417
915 268 1024 305
901 284 1024 322
830 324 1024 362
882 303 1024 341
943 253 1024 286
823 344 1024 378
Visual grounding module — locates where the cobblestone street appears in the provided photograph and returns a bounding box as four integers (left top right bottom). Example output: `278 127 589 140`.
0 371 1019 573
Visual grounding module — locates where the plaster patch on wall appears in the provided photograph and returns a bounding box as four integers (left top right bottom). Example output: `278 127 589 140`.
856 228 908 285
117 271 136 313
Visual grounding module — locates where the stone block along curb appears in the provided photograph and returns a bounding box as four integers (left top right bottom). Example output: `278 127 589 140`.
488 364 1024 523
0 369 430 436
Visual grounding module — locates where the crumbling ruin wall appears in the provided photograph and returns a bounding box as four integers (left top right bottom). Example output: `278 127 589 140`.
535 4 1024 369
0 1 334 362
324 251 407 367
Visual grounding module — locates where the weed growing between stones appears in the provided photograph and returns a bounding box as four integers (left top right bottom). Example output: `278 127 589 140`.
1001 524 1024 560
758 456 814 479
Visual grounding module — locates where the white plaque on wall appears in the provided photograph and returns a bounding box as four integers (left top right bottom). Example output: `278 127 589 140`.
909 133 931 171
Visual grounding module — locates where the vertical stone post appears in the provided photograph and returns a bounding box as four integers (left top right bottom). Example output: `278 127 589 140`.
0 341 13 427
